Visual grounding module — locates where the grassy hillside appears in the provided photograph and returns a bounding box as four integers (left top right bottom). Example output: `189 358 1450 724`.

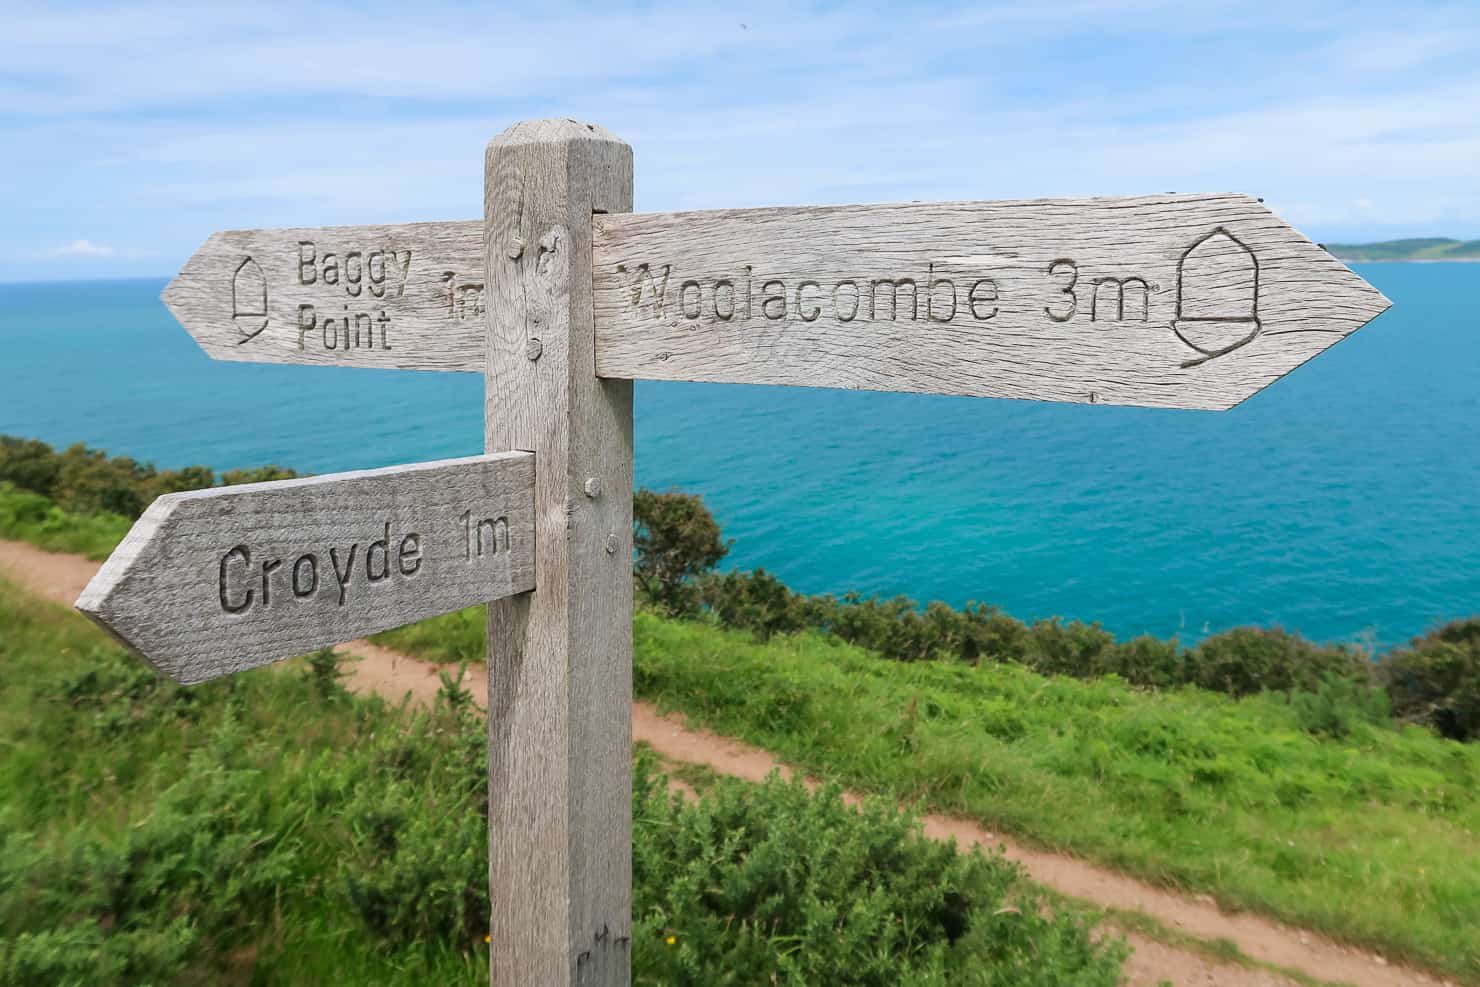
1325 237 1480 261
0 482 130 559
372 601 1480 981
630 612 1480 982
0 578 1123 986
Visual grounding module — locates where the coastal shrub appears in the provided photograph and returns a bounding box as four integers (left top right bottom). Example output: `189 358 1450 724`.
2 669 297 985
1271 673 1393 739
1184 627 1370 697
1379 618 1480 741
633 488 732 616
699 568 811 640
342 694 488 945
221 464 300 486
0 482 132 559
947 602 1034 664
54 443 156 517
0 434 297 522
699 578 1040 667
1095 634 1185 688
0 436 62 499
304 647 351 703
632 760 1125 986
151 464 217 495
691 546 1375 704
1021 618 1116 678
811 594 1019 665
823 593 943 661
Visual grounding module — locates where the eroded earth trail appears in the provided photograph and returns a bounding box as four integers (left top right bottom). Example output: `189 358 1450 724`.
0 538 1455 987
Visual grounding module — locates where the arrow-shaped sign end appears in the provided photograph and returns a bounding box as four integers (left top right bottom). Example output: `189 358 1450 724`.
160 274 188 327
160 236 237 363
1334 258 1394 327
1201 253 1392 414
74 498 206 684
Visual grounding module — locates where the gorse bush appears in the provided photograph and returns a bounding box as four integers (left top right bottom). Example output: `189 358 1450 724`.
1 648 295 984
339 710 1128 985
0 482 131 559
0 437 62 499
1184 626 1371 697
699 568 809 640
303 647 351 703
0 434 296 520
0 581 1122 986
342 686 489 946
633 488 732 616
1273 673 1392 740
1379 618 1480 741
631 762 1125 986
342 717 1127 987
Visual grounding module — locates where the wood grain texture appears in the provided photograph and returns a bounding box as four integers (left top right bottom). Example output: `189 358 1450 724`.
163 220 483 371
592 194 1391 410
75 454 534 684
484 120 635 986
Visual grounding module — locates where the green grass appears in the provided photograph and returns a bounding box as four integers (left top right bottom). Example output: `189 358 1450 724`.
0 578 492 985
629 611 1480 984
0 483 131 560
372 604 486 663
0 579 1124 985
386 603 1480 981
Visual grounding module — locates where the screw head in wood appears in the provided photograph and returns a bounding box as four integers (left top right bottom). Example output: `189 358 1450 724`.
584 477 602 498
526 338 543 361
506 236 524 260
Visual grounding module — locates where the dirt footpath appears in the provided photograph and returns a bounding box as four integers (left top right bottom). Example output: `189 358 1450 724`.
1 537 1457 987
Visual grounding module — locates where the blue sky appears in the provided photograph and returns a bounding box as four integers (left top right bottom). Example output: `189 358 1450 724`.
3 0 1478 281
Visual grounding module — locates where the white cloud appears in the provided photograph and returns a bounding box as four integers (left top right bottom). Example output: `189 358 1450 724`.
46 239 115 258
38 240 156 262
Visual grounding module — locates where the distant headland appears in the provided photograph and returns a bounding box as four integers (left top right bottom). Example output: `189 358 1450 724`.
1324 237 1480 261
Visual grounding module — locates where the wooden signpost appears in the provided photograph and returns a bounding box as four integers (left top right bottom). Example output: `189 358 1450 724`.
80 118 1390 986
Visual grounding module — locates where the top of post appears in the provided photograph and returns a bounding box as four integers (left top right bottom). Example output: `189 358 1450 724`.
489 118 626 151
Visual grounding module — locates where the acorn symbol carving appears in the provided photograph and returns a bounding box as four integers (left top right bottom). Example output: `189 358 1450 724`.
231 256 268 344
1171 228 1261 368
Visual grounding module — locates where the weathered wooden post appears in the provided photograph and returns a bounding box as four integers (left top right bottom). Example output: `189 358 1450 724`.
483 120 635 985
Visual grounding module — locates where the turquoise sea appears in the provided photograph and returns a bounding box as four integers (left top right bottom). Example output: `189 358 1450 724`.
1 264 1474 649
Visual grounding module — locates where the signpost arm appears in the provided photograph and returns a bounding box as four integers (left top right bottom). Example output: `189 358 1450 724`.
484 120 635 985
